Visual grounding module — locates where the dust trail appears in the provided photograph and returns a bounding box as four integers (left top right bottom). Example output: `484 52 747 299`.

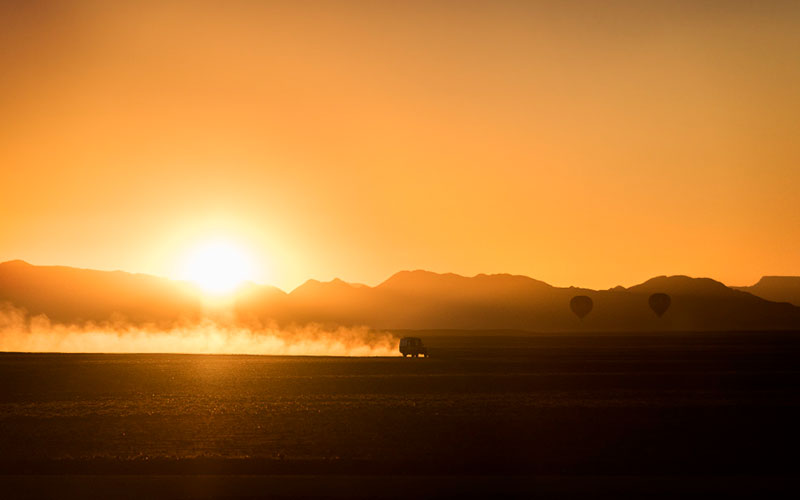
0 304 399 356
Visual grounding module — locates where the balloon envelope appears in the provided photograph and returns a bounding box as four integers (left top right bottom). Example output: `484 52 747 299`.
649 293 671 317
570 295 593 320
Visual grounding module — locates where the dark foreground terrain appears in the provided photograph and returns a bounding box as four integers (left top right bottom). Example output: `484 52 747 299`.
1 331 800 498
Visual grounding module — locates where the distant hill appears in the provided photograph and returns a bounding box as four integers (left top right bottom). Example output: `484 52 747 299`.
0 260 203 325
268 271 800 331
734 276 800 307
2 261 800 332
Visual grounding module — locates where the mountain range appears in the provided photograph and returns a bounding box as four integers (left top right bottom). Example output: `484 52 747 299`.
734 276 800 309
1 260 800 332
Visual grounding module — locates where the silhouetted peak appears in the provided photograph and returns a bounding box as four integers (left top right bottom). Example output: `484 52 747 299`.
734 276 800 306
290 277 361 295
0 259 32 267
752 276 800 287
387 270 460 280
237 280 288 297
472 273 553 289
377 270 554 299
379 270 461 288
628 275 731 295
380 270 551 288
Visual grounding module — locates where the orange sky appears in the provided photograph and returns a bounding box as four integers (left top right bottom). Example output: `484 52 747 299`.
1 0 799 292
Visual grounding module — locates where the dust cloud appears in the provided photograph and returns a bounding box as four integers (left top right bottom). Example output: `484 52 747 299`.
0 304 399 356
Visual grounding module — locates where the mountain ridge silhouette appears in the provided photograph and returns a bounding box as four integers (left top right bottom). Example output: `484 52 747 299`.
734 276 800 307
2 260 799 331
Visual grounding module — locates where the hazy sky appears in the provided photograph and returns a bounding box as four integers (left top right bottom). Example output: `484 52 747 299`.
1 0 799 291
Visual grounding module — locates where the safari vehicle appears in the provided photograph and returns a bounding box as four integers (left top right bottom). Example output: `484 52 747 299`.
399 337 428 357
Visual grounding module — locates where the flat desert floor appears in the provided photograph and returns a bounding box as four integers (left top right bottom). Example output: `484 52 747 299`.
1 331 799 498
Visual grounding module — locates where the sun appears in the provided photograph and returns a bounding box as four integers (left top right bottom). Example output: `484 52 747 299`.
180 240 256 294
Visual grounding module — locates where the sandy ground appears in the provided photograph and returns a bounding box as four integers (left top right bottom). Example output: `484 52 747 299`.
1 331 799 497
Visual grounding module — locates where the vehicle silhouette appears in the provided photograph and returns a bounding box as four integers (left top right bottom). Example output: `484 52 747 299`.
399 337 428 358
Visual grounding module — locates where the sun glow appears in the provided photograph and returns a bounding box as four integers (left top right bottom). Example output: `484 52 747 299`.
180 240 256 294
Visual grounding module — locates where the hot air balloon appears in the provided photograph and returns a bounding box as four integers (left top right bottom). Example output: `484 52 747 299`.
648 293 671 317
570 295 593 320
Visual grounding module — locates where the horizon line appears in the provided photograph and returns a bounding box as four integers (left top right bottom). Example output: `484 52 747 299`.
1 259 792 295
